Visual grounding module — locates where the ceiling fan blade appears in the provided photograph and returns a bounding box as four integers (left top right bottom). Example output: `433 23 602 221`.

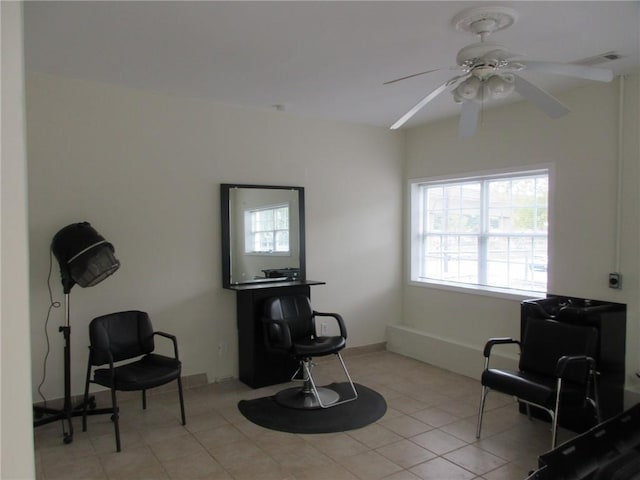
513 74 570 118
522 61 614 82
390 75 469 130
383 68 446 85
458 100 481 137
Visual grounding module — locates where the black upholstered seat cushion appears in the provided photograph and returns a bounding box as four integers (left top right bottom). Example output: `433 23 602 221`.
292 336 346 357
482 368 587 409
94 353 181 391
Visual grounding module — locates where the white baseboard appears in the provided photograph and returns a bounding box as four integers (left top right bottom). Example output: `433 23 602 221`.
386 324 519 380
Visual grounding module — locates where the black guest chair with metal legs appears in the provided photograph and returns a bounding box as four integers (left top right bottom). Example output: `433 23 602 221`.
476 317 601 449
82 310 186 451
262 295 358 409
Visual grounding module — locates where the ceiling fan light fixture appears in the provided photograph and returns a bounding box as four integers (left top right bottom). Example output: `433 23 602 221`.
455 75 482 100
486 74 515 99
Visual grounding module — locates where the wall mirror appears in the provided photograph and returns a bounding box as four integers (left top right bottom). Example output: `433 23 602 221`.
221 184 305 288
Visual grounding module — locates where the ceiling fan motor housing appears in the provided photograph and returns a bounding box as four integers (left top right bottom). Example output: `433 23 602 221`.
456 42 513 69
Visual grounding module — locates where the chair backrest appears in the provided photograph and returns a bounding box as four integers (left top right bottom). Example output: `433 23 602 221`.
263 295 315 349
89 310 155 365
519 317 598 383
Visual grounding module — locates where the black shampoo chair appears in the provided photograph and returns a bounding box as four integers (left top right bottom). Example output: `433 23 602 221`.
82 310 186 451
262 295 358 409
477 317 601 448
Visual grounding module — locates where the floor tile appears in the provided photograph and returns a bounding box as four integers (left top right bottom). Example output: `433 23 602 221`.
386 395 431 415
301 432 370 460
292 462 360 479
41 455 107 479
409 457 476 479
410 406 460 428
193 423 247 452
183 409 229 433
347 423 404 449
34 350 575 480
161 451 231 479
440 418 481 443
443 445 508 475
381 470 422 480
339 450 404 479
482 462 534 480
380 414 433 438
149 432 208 461
410 429 469 455
98 445 169 479
376 439 437 468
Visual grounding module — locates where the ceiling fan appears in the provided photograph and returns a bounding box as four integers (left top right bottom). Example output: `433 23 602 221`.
386 6 614 136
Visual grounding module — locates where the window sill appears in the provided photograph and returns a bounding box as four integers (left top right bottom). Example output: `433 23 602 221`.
408 279 546 302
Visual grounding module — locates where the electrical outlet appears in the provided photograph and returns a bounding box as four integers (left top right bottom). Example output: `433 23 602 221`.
320 322 328 336
218 342 225 356
609 272 622 289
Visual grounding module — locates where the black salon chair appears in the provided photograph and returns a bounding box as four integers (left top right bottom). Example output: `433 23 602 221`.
82 310 186 451
477 317 601 448
262 295 358 409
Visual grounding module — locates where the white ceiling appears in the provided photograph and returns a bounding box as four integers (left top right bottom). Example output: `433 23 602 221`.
23 1 640 129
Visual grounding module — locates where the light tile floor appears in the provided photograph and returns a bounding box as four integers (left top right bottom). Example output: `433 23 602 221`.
34 350 579 480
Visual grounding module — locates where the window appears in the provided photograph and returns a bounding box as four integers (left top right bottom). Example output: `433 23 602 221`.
245 203 290 254
410 168 549 294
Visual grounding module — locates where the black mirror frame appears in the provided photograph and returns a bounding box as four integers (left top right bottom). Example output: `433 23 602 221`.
221 183 306 289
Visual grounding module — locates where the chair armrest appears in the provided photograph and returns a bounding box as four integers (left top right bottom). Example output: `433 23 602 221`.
154 331 180 360
483 337 520 358
313 311 347 338
261 317 293 350
555 355 596 381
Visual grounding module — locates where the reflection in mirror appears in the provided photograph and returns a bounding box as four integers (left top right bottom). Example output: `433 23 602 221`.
221 184 305 287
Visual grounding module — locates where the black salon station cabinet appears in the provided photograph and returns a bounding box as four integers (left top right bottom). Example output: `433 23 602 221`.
228 280 325 388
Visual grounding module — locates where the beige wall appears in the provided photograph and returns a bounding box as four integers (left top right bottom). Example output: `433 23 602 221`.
1 2 36 478
25 73 404 400
391 75 640 401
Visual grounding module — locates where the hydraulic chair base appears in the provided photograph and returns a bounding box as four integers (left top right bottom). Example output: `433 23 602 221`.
275 356 357 410
275 385 340 409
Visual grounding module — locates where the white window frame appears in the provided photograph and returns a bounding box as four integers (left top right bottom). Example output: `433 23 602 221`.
408 166 552 299
244 202 291 256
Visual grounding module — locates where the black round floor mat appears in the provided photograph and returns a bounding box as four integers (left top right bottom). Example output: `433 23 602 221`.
237 383 387 434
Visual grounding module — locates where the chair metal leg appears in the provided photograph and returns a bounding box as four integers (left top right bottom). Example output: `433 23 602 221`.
476 385 488 439
142 389 147 410
82 362 92 432
334 352 358 404
551 378 563 449
177 376 186 425
110 387 121 452
592 372 602 423
303 353 358 408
